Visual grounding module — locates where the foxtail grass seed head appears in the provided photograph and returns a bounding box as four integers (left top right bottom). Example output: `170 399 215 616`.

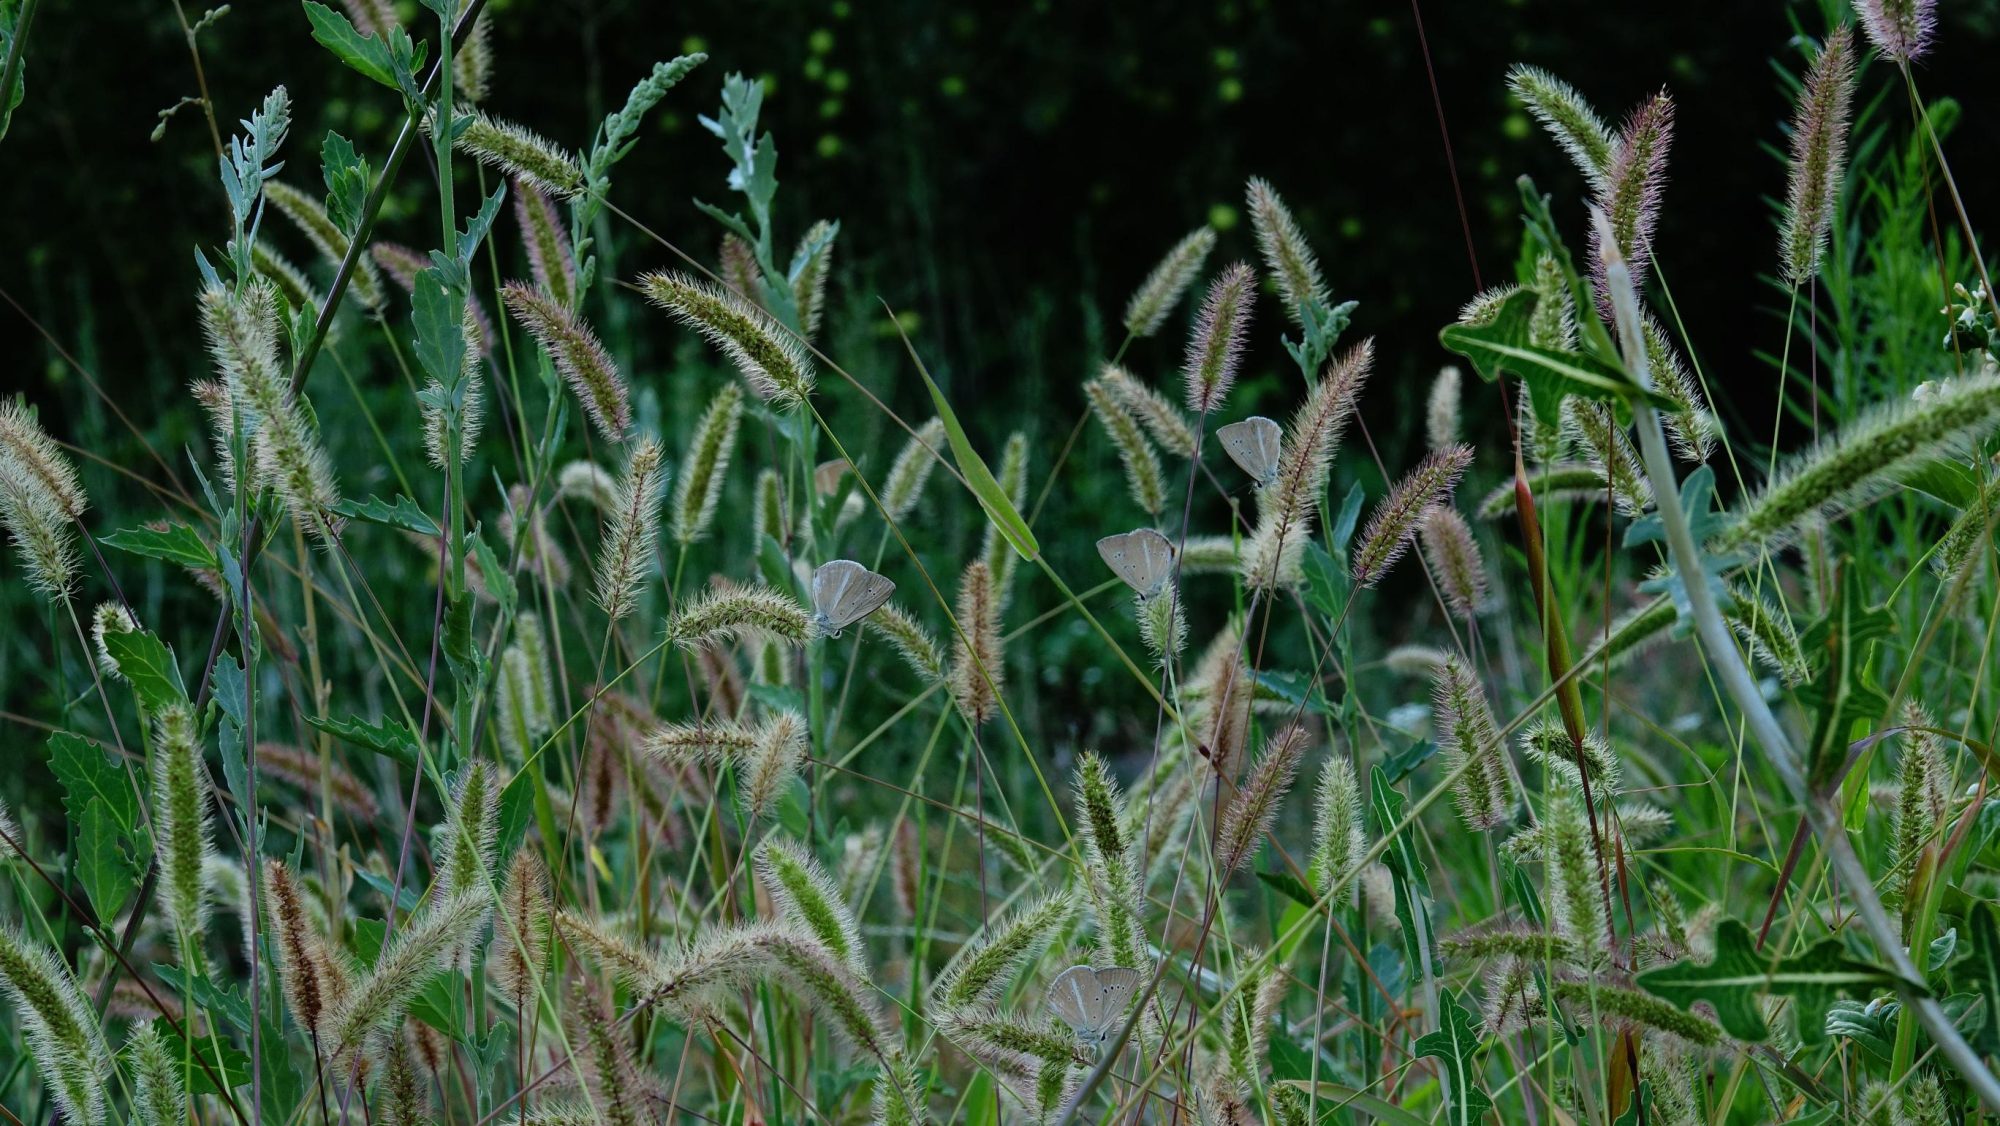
1562 399 1653 516
930 890 1074 1010
504 281 630 441
127 1021 187 1126
1353 444 1473 588
1418 504 1489 618
951 559 1005 724
1506 64 1615 189
1243 341 1371 589
0 927 111 1125
1074 753 1143 965
1644 315 1716 462
1135 586 1188 668
1892 703 1950 900
1722 372 2000 550
1183 262 1255 414
556 460 618 513
719 233 762 308
1858 0 1936 63
642 271 816 407
1591 91 1674 310
592 437 666 622
672 383 744 544
1722 584 1809 686
1124 226 1217 338
199 281 343 541
514 180 578 308
753 466 788 544
454 8 495 103
255 741 379 821
1780 27 1857 285
265 858 334 1041
1085 375 1167 515
1310 756 1365 904
1521 716 1620 792
262 179 385 309
449 110 585 198
153 703 215 951
1544 788 1608 963
865 601 945 681
492 851 550 1007
1427 365 1462 450
496 647 537 762
0 401 87 521
90 601 138 680
1432 656 1515 830
882 417 946 522
1547 980 1722 1048
1101 366 1198 458
666 585 815 651
1218 724 1308 874
792 219 839 343
1245 177 1328 324
513 611 557 733
756 837 864 974
437 760 500 903
328 893 487 1057
0 469 77 599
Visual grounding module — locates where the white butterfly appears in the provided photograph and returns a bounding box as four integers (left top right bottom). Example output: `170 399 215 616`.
1047 964 1145 1050
1096 529 1176 601
1216 416 1283 487
810 560 895 636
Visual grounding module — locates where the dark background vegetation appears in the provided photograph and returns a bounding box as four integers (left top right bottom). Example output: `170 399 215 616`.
3 0 1998 727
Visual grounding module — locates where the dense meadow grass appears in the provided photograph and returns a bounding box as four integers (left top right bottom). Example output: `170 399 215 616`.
3 0 2000 1122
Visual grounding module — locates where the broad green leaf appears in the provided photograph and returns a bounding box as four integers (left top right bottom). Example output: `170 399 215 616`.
1413 990 1492 1126
1611 1083 1651 1126
333 493 439 536
101 627 189 712
320 131 370 240
153 963 254 1033
1299 541 1346 620
1439 287 1674 426
48 732 140 834
307 714 419 768
301 2 397 88
893 324 1039 562
77 798 139 924
1635 918 1913 1044
101 522 217 570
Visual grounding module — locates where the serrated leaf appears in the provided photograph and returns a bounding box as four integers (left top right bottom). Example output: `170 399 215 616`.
320 131 370 240
306 714 418 768
332 494 440 536
1299 541 1346 620
301 1 397 88
893 324 1039 563
101 627 189 712
77 798 139 924
1635 918 1913 1044
101 522 218 570
1414 990 1492 1126
48 732 140 835
1440 287 1673 426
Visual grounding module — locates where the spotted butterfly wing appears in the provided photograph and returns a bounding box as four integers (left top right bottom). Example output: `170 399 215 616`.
811 560 896 635
1047 965 1145 1046
1096 529 1176 601
1217 416 1282 487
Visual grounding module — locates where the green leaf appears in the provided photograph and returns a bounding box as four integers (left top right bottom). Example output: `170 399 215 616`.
1279 1082 1430 1126
1635 918 1913 1044
1611 1083 1651 1126
892 322 1040 563
331 493 441 536
48 732 140 835
1439 287 1673 426
1369 765 1435 977
1299 542 1346 620
1824 997 1897 1058
301 1 397 88
306 714 419 768
1413 990 1492 1126
1965 900 2000 1053
153 963 254 1033
1256 869 1319 910
101 627 189 712
76 798 139 925
320 131 370 240
100 522 217 570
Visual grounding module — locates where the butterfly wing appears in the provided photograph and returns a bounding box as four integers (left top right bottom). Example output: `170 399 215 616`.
1091 966 1144 1019
840 570 896 628
812 560 864 631
1218 417 1282 486
1047 965 1098 1034
1096 529 1175 600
